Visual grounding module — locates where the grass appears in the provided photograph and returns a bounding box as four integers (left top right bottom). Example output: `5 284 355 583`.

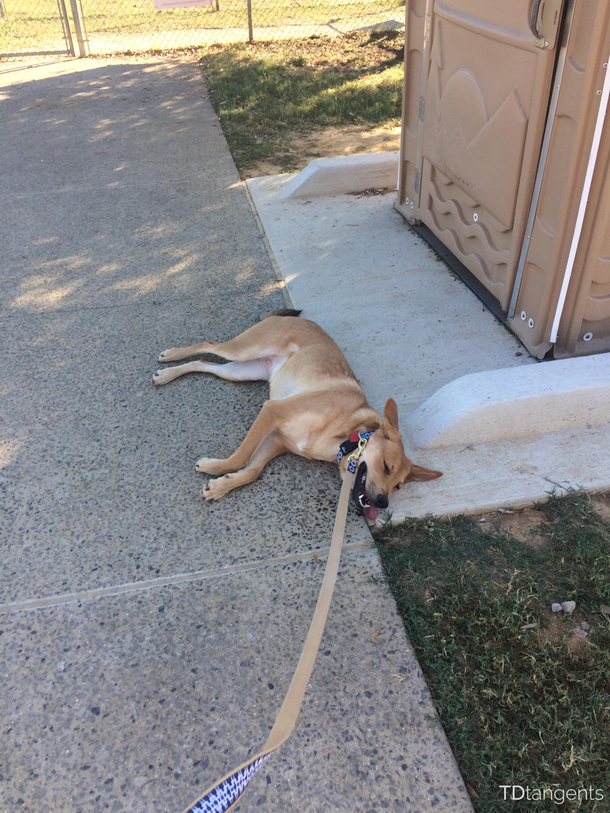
198 31 404 171
373 491 610 812
85 0 403 32
1 0 403 55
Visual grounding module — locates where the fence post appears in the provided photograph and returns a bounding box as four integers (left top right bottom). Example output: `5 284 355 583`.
57 0 76 56
69 0 89 57
247 0 253 43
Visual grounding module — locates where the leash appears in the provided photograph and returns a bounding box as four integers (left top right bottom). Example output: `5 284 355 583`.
180 436 369 813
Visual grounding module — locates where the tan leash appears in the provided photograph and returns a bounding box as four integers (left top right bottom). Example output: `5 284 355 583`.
180 467 357 813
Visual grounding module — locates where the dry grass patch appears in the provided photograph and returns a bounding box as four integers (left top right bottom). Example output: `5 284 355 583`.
241 122 401 178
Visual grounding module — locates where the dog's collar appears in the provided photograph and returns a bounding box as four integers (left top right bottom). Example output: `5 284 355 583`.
337 431 374 473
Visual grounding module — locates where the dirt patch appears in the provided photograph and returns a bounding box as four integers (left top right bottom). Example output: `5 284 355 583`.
477 505 548 547
475 491 610 546
538 612 594 655
241 122 401 179
591 491 610 522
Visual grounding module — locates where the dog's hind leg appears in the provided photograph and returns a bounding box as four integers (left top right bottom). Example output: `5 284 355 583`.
159 334 267 364
203 429 286 500
153 358 271 386
159 316 297 364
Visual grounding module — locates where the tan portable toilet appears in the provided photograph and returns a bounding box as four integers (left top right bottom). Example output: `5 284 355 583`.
396 0 610 359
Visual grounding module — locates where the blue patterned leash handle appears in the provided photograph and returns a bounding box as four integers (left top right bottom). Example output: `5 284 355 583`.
180 469 356 813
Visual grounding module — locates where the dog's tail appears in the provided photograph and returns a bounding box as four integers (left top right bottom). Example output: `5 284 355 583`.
265 308 303 319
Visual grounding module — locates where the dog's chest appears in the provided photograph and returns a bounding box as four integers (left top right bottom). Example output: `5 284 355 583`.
290 435 330 459
281 422 336 462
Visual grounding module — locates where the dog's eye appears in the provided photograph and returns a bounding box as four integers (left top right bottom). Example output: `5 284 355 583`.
384 460 391 475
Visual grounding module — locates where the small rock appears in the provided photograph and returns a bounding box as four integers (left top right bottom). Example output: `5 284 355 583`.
497 508 514 514
57 661 66 672
478 517 487 523
562 601 576 614
574 627 588 639
600 604 610 616
551 603 562 613
579 621 591 631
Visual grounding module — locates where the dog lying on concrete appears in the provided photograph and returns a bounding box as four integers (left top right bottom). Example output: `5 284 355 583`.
153 310 442 519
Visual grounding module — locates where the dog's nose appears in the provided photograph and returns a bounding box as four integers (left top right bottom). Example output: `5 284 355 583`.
374 494 389 509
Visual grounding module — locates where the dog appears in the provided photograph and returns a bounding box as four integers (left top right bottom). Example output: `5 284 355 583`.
153 310 442 520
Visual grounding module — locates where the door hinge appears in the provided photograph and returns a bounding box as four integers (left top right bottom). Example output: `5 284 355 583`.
414 170 420 193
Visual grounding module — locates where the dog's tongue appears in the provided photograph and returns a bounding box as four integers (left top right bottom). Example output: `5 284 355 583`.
366 505 378 521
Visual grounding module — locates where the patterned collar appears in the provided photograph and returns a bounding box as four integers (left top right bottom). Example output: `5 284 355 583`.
336 431 374 473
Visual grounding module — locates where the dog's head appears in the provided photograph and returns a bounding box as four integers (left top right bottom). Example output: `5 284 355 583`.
352 398 442 521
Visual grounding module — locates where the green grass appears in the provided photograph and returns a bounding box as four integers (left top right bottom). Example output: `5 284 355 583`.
199 31 404 171
374 491 610 812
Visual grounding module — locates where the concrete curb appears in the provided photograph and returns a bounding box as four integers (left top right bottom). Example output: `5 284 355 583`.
405 354 610 449
278 151 399 198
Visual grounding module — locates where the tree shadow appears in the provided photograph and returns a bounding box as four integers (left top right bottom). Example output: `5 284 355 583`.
1 57 312 605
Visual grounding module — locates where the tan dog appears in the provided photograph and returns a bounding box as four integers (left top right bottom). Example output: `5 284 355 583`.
153 310 442 519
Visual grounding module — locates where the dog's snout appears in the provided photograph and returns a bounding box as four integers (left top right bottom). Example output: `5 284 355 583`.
374 494 389 509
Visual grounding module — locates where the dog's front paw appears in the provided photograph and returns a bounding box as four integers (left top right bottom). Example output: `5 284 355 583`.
203 475 232 501
153 368 173 385
196 457 228 475
158 348 180 362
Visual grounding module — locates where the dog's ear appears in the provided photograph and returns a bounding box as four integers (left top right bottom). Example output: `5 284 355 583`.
382 398 400 436
405 464 443 482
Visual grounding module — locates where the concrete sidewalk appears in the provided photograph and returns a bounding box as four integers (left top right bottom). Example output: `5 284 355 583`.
85 16 404 53
0 58 472 812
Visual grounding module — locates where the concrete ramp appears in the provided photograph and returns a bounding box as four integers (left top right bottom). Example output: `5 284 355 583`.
406 355 610 449
279 151 399 199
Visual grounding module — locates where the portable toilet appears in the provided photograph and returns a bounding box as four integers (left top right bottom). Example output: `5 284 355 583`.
396 0 610 359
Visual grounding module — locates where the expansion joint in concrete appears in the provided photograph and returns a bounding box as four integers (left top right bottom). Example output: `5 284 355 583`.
0 540 374 615
242 180 294 310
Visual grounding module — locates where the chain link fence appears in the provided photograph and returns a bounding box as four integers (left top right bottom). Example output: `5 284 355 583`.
1 0 404 57
0 0 79 56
